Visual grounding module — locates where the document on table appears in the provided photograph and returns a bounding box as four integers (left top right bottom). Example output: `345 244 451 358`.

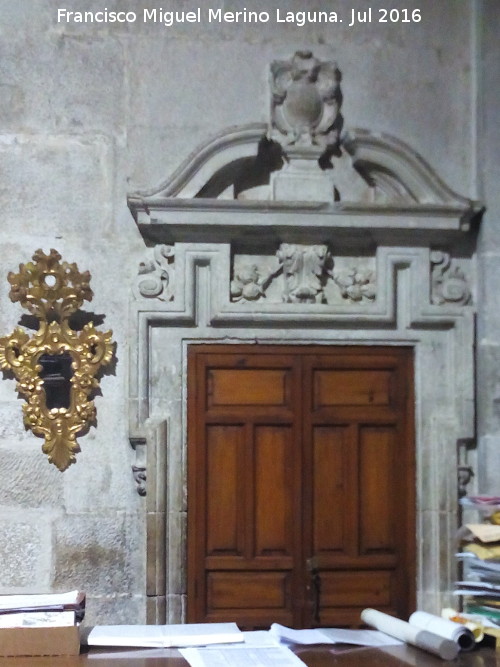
87 622 244 648
87 630 282 665
0 610 76 628
270 623 403 647
180 645 307 667
0 590 84 613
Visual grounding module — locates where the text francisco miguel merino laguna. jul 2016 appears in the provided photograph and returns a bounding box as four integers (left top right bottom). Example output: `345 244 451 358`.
56 7 423 28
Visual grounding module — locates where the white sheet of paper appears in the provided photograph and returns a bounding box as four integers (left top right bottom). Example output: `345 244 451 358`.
270 625 326 645
88 622 244 648
0 590 81 611
319 628 403 647
233 631 280 647
0 610 76 628
270 623 402 647
87 649 178 660
88 625 165 647
86 633 280 660
180 645 306 667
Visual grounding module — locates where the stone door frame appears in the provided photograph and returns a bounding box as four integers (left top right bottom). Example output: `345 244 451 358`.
127 124 480 623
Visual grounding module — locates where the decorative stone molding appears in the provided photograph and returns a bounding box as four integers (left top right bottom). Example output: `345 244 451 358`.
230 251 377 306
458 465 474 499
277 243 332 303
431 250 471 306
128 129 480 238
132 464 147 496
130 430 147 496
230 264 264 302
457 437 475 499
128 243 479 621
270 50 343 151
333 266 376 302
230 262 282 303
136 245 174 301
128 51 481 213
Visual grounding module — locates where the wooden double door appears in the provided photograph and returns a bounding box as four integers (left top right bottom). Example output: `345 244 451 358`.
187 345 415 628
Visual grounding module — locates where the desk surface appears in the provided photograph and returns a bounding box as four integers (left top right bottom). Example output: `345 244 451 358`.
0 644 499 666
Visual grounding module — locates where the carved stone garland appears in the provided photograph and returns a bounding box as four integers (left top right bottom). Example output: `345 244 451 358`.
230 244 376 305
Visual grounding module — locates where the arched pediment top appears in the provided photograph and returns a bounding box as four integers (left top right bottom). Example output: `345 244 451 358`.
342 129 472 207
128 50 482 245
128 123 478 211
132 123 268 201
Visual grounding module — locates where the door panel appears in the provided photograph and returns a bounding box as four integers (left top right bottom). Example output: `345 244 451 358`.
313 369 393 406
320 570 394 607
312 426 349 554
209 368 290 407
188 345 415 629
359 427 396 554
206 425 241 556
207 571 291 610
254 426 293 556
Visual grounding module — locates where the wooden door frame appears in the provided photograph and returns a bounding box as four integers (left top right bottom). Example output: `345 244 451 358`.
186 344 416 626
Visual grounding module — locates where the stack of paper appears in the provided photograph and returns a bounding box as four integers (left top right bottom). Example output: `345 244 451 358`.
456 496 500 624
87 622 244 648
0 591 85 628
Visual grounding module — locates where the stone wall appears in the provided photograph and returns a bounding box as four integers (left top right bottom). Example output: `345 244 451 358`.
0 0 497 624
477 1 500 492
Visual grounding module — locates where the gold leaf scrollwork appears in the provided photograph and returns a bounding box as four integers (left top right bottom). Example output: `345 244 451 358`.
0 249 114 471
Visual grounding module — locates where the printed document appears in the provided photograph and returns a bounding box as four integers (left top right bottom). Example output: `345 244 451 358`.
270 623 403 647
0 590 83 613
87 622 244 648
180 645 307 667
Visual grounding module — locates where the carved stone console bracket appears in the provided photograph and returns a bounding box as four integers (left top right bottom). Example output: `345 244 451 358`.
457 437 475 499
131 432 147 496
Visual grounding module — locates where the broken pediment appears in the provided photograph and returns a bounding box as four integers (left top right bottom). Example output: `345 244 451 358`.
128 51 480 246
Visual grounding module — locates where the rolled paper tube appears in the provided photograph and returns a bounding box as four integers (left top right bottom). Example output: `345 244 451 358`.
441 609 484 643
361 608 459 661
409 611 476 651
463 621 484 643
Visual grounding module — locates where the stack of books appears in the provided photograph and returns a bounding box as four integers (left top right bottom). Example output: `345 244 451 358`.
455 496 500 624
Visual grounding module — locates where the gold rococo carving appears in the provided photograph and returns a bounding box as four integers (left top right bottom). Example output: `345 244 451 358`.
0 249 114 471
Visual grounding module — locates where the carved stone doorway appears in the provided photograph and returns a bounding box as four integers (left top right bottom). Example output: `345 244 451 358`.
127 51 481 623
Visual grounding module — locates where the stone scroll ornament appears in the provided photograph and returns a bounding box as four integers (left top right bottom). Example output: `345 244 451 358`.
0 249 114 471
430 250 471 306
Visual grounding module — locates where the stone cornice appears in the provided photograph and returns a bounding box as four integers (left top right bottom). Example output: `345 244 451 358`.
128 124 481 246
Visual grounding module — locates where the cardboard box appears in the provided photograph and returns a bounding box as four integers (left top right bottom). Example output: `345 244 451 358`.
0 625 80 656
